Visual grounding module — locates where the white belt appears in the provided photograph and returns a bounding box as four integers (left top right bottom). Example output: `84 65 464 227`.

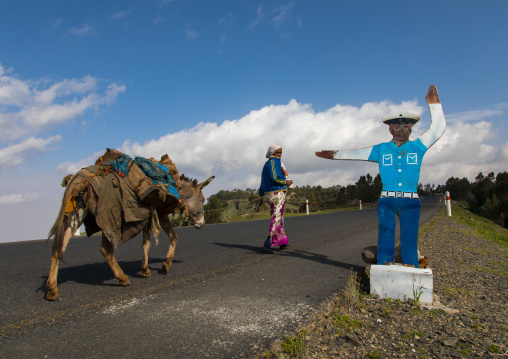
380 191 419 199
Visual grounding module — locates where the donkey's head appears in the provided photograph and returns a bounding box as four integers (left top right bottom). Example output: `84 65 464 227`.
179 175 215 229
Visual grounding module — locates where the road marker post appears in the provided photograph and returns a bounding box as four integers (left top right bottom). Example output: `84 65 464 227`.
445 191 452 216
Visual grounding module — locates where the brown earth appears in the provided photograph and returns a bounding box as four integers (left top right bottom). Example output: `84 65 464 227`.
258 204 508 358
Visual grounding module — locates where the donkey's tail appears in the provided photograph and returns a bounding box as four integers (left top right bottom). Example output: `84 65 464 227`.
47 174 79 260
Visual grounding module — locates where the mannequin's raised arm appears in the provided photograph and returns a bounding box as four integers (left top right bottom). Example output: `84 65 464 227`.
419 84 446 149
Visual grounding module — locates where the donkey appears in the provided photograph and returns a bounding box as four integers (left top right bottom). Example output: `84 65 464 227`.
46 170 214 301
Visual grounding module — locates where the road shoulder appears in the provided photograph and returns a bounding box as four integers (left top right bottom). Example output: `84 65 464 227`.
258 204 508 358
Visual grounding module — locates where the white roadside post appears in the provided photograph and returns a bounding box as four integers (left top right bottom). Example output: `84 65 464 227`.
360 200 362 210
445 191 452 216
306 199 309 215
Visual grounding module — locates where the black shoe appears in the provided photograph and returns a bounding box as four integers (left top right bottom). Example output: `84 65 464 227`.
263 245 275 254
279 245 288 250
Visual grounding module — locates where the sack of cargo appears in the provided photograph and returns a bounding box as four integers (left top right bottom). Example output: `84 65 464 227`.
96 149 182 211
127 157 181 211
95 148 124 165
158 154 182 191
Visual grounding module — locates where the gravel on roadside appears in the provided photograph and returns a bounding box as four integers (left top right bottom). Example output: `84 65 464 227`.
257 204 508 358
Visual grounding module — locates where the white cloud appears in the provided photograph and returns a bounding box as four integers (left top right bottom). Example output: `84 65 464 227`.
112 10 130 19
0 66 30 106
51 18 65 29
446 105 506 122
503 142 508 159
418 120 508 184
21 94 97 129
271 1 294 28
153 14 165 25
45 97 506 201
217 35 227 54
109 99 507 196
0 136 61 171
219 13 237 26
0 192 40 205
248 4 265 30
56 150 104 174
69 23 96 37
108 99 405 191
248 2 295 34
0 64 126 170
185 27 198 39
103 83 126 105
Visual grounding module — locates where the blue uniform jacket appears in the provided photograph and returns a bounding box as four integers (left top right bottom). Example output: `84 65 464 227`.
368 139 428 192
259 157 287 196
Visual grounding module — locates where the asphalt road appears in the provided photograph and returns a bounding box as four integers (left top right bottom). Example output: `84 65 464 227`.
0 197 443 358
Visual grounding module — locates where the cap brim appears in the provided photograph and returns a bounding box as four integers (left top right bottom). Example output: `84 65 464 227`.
383 118 419 125
382 112 420 125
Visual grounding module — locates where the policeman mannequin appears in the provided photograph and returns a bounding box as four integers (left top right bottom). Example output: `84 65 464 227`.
315 85 446 267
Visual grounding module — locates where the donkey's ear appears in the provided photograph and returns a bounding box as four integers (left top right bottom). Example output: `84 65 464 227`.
197 176 215 190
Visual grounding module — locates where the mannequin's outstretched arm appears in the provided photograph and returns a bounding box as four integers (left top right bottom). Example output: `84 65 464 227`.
419 85 446 149
316 85 444 160
315 146 373 161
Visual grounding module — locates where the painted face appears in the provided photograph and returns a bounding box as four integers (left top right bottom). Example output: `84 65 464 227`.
389 123 413 146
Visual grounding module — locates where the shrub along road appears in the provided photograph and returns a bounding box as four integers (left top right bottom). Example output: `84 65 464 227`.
0 197 442 358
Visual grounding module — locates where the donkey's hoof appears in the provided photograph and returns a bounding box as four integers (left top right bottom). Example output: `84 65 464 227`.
162 262 171 273
119 277 131 286
46 292 60 301
141 270 151 278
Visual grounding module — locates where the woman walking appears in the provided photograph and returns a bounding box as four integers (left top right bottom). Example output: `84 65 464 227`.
258 144 293 254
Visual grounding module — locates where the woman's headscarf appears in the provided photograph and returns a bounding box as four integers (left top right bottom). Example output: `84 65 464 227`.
266 144 282 158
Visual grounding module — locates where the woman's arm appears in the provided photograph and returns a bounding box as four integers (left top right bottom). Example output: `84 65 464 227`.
270 159 287 184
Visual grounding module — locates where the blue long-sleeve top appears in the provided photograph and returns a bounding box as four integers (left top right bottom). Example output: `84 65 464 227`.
259 157 287 196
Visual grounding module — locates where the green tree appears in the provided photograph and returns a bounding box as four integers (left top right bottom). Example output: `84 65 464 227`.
336 187 348 206
346 183 359 202
355 173 381 202
493 172 508 203
417 183 424 196
493 172 508 228
481 195 501 224
373 173 382 196
204 196 227 224
444 177 471 200
471 172 495 210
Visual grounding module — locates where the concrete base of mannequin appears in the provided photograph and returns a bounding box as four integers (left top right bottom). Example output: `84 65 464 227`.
370 264 433 304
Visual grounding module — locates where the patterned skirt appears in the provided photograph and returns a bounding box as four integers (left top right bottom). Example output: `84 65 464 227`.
266 191 289 247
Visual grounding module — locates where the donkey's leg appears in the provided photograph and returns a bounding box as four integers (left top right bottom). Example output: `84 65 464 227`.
100 234 130 286
46 221 74 301
141 227 151 278
160 216 178 273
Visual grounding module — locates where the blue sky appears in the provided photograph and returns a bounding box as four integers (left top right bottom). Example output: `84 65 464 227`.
1 0 507 242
